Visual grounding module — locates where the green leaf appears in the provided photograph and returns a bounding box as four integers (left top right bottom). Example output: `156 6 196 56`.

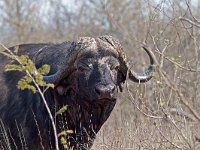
0 51 15 59
13 46 19 54
58 130 74 137
18 55 29 64
152 72 158 78
5 64 23 72
58 130 73 149
3 52 53 93
24 75 33 83
56 105 68 116
17 79 37 93
24 64 35 75
35 74 46 86
37 64 51 75
27 85 37 93
60 137 68 149
46 83 54 88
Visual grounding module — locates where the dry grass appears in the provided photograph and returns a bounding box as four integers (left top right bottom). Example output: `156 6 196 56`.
92 85 200 150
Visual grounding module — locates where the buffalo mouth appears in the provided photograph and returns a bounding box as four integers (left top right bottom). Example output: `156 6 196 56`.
97 98 116 103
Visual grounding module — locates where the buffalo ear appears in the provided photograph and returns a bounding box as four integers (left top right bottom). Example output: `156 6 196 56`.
56 85 70 95
56 85 66 95
117 69 126 82
117 70 126 92
119 84 123 92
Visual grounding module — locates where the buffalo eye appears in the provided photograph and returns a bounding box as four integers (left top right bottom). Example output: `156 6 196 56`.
109 58 120 71
110 64 119 71
78 63 93 72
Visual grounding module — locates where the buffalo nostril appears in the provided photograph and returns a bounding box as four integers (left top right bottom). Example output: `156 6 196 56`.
95 85 115 98
95 87 101 95
110 85 115 92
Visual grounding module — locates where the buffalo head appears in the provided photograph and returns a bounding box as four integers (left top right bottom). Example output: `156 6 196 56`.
40 36 155 102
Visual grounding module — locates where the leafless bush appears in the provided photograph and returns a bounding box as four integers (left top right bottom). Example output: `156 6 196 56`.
1 0 200 149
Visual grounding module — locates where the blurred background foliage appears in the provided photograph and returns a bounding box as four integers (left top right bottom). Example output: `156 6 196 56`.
1 0 200 149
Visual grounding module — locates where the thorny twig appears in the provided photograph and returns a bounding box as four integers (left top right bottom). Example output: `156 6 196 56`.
179 17 200 28
185 0 200 24
158 68 200 122
0 119 11 150
150 34 200 72
125 54 163 119
162 110 192 149
153 122 183 150
145 42 200 122
126 82 163 119
32 110 45 150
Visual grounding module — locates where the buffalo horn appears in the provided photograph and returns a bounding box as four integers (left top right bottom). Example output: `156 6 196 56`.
128 46 156 83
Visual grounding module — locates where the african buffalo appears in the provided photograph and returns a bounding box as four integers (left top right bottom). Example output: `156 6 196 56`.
0 35 156 150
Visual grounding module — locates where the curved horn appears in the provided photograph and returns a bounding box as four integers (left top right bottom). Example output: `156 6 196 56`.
42 70 64 84
128 46 156 82
41 51 78 84
96 35 156 83
41 37 96 84
31 45 62 84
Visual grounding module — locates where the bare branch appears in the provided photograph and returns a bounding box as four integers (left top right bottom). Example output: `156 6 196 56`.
179 17 200 28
